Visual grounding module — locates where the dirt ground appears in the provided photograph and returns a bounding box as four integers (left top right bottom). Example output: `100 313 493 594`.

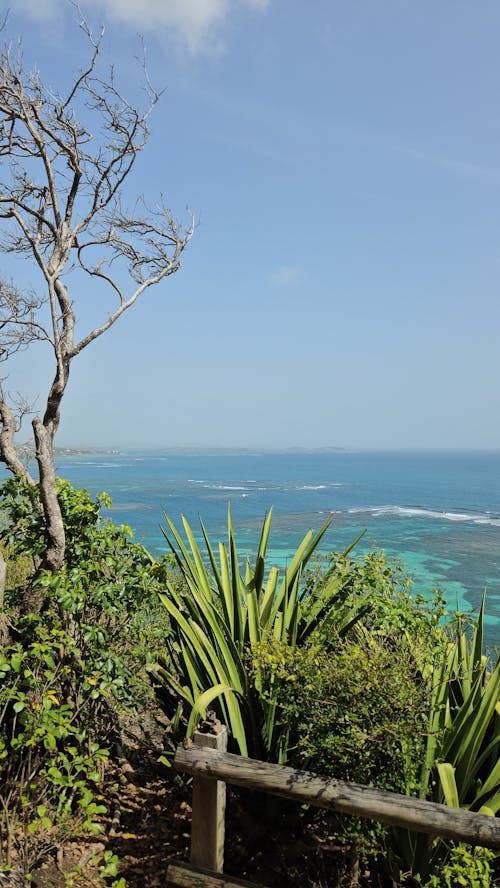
23 710 374 888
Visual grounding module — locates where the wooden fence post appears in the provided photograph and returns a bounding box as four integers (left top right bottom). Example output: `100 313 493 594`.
190 713 228 873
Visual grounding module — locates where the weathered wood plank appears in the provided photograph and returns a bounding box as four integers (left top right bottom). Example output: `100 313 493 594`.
175 745 500 850
190 722 228 873
166 862 267 888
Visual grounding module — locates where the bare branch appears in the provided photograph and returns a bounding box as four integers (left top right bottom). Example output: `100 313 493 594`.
0 388 35 482
61 6 104 112
72 202 193 353
0 280 48 359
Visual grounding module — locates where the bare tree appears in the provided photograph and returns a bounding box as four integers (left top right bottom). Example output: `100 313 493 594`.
0 19 193 582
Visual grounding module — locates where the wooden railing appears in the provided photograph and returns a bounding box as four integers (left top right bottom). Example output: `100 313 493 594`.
166 716 500 888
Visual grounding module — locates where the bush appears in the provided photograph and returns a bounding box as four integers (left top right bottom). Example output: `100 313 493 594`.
258 633 428 792
0 637 108 872
0 476 110 566
0 477 170 874
419 844 495 887
251 626 430 868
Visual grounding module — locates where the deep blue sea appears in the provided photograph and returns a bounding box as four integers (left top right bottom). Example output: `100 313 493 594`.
47 449 500 647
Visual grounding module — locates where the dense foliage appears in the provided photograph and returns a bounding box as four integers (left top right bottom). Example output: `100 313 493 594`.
155 514 500 886
1 478 498 886
0 479 169 876
393 597 500 882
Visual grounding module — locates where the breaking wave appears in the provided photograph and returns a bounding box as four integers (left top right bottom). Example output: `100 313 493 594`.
346 505 500 527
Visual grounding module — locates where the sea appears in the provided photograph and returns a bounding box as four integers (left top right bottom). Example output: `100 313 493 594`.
46 448 500 649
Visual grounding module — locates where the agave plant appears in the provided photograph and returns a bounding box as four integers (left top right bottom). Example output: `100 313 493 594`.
393 596 500 881
152 508 368 762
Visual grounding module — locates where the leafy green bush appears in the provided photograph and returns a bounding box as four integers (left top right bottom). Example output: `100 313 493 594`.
251 625 431 868
258 632 428 792
418 844 495 887
1 477 170 679
0 477 170 874
251 580 500 885
0 476 110 567
305 549 448 657
0 637 108 871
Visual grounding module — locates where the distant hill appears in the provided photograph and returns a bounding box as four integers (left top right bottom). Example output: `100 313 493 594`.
54 447 119 456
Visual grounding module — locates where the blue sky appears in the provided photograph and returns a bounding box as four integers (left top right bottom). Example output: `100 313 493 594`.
3 1 500 449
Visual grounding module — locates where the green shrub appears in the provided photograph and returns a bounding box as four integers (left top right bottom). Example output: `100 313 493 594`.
1 476 171 680
305 549 447 657
251 628 430 867
258 633 428 792
419 844 495 887
0 476 110 566
0 634 109 871
0 477 169 874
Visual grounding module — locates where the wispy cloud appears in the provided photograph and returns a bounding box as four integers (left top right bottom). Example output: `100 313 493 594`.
15 0 269 54
206 130 303 171
271 265 299 286
348 127 500 187
384 141 500 186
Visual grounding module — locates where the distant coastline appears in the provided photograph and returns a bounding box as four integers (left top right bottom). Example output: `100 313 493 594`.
55 445 349 456
53 445 500 456
54 446 120 456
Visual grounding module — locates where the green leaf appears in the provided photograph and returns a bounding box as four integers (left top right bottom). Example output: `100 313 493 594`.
437 762 459 808
478 792 500 816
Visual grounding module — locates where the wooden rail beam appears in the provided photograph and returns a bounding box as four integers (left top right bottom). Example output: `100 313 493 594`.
167 862 268 888
175 744 500 851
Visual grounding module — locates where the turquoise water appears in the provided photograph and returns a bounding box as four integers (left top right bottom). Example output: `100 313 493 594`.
46 449 500 647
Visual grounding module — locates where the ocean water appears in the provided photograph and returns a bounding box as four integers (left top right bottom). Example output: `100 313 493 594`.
47 449 500 647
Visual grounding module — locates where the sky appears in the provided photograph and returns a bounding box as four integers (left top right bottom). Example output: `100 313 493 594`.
2 0 500 450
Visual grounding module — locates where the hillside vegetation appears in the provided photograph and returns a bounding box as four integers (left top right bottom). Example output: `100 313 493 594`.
0 479 498 887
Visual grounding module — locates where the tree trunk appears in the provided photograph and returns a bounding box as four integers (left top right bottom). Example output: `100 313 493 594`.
0 548 10 644
0 549 6 608
32 418 65 574
0 399 35 484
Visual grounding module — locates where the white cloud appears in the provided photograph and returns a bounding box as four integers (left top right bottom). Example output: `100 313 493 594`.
271 265 299 286
14 0 269 54
14 0 57 20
